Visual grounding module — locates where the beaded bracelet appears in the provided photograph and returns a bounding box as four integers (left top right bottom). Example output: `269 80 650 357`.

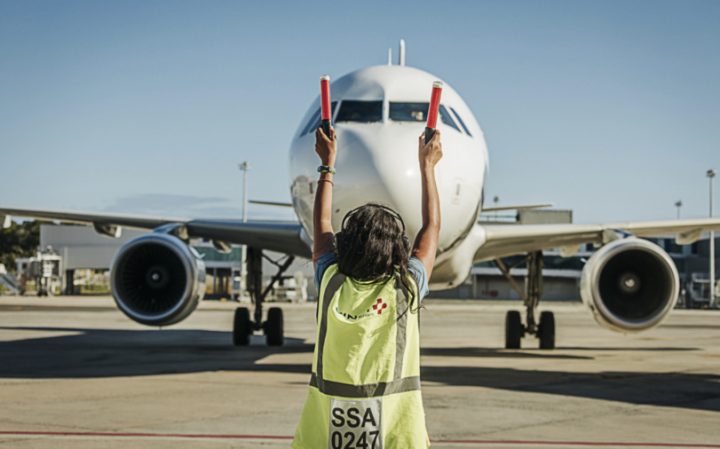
317 165 336 174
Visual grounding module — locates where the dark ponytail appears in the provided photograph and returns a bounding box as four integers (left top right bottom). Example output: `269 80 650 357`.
335 203 417 308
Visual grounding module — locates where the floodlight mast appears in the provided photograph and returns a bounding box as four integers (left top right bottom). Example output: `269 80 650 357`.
238 161 251 301
708 169 716 307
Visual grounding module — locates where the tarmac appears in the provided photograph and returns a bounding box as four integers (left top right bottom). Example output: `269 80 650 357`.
0 295 718 448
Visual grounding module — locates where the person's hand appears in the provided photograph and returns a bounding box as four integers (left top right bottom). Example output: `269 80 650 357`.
418 130 443 169
315 126 337 166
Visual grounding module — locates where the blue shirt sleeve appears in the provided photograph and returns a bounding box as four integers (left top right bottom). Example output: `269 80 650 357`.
315 253 429 300
314 252 338 290
408 256 430 300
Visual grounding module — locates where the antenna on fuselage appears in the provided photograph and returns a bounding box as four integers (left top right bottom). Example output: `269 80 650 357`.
387 48 392 65
398 39 406 66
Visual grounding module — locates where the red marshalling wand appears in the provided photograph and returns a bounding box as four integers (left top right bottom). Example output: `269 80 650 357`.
425 81 443 144
320 75 332 138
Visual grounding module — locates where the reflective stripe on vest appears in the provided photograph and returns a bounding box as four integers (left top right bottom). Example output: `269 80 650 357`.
312 268 419 398
308 373 420 398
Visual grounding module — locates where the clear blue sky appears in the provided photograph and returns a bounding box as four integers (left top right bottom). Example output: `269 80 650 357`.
1 0 718 224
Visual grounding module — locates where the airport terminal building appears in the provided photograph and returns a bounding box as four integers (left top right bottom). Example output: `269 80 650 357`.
17 213 718 306
435 239 719 305
33 224 313 300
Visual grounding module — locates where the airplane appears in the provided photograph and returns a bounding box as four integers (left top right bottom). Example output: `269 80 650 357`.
2 41 719 349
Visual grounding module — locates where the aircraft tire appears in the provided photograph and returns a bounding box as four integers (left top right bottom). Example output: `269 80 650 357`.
265 307 284 346
505 310 523 349
233 307 251 346
538 311 555 350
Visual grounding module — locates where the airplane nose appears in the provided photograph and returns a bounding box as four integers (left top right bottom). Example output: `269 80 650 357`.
331 128 392 229
332 126 423 238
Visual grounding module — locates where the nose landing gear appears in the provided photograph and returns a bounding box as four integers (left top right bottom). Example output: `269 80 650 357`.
232 247 294 346
496 251 556 349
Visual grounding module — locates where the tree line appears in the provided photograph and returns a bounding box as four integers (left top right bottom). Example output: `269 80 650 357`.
0 221 40 272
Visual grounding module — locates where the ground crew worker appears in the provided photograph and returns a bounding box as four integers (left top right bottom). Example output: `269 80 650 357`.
292 125 443 449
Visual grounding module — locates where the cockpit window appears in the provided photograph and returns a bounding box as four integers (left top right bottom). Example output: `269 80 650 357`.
335 100 383 123
389 102 465 135
389 102 428 122
450 107 472 137
438 105 461 133
301 101 338 136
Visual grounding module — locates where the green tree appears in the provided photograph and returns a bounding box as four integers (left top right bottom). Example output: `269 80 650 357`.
0 220 40 272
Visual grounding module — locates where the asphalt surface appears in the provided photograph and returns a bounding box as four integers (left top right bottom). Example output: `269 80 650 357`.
0 296 719 448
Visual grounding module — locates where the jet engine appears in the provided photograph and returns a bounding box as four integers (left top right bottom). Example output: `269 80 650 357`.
110 233 206 326
580 237 679 332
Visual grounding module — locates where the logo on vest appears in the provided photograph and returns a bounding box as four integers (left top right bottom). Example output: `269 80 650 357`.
334 298 390 321
329 397 382 449
372 298 388 315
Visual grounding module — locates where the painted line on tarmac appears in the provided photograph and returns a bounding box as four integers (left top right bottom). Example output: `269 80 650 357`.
433 439 720 448
0 431 718 448
0 430 291 441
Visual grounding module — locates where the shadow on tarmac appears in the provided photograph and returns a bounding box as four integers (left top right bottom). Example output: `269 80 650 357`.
0 326 313 378
421 346 594 359
420 365 720 412
0 326 718 412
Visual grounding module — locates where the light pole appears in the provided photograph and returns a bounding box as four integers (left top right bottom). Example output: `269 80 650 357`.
675 200 683 219
238 161 251 301
708 169 716 307
239 161 250 222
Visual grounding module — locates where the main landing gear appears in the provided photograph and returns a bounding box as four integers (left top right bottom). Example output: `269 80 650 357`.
495 251 555 350
233 247 294 346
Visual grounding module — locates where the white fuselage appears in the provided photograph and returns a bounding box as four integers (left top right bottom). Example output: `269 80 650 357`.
289 65 489 288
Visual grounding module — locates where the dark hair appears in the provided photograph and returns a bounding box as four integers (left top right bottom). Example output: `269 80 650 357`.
335 203 416 306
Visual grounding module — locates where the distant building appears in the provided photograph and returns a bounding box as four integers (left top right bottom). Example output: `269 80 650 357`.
39 224 314 299
432 237 719 301
33 221 720 302
434 209 719 301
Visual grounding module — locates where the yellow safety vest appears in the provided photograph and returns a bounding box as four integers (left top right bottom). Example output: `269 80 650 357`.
293 263 429 449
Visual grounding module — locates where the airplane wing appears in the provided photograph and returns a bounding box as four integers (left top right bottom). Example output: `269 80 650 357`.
0 206 311 258
480 203 553 213
475 218 720 261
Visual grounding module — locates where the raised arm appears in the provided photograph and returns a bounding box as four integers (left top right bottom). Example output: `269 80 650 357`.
412 130 443 278
313 126 337 262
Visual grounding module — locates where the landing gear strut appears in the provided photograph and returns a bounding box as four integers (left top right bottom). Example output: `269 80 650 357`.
232 247 294 346
495 251 555 349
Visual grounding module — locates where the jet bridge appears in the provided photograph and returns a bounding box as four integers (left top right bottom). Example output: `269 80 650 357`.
0 264 21 295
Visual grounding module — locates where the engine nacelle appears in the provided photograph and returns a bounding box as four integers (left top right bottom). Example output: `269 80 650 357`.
580 237 679 333
110 233 206 326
